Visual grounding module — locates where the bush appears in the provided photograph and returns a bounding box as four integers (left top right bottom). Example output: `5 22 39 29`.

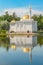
1 22 10 31
1 30 6 34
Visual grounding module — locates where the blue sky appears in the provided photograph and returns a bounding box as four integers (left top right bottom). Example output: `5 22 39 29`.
0 0 43 11
0 0 43 16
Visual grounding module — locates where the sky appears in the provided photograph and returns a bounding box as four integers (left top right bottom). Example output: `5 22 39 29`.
0 0 43 10
0 0 43 16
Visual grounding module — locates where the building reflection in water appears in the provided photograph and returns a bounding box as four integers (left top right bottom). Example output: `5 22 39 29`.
10 35 37 62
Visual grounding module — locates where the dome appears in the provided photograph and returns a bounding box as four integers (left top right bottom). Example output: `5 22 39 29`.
11 20 16 23
20 15 29 21
22 15 29 19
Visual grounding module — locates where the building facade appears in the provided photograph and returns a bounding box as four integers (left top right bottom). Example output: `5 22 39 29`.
9 15 37 33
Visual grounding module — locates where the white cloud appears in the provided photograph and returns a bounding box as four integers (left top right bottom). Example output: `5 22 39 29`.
0 8 43 17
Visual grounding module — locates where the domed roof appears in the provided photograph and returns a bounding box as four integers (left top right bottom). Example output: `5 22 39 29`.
11 20 16 23
22 15 29 19
20 15 29 21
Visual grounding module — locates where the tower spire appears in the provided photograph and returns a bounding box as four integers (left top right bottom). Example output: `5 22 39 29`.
29 0 31 19
29 6 31 19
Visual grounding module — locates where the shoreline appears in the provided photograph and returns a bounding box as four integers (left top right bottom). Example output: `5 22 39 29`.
0 32 39 36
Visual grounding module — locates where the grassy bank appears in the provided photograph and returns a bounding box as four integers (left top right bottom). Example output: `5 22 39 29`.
38 30 43 33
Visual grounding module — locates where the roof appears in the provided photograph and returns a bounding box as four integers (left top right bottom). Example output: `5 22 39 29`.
20 15 29 21
11 20 16 23
22 15 29 19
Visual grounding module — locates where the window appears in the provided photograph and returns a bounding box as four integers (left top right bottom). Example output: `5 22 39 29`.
27 30 29 33
21 24 23 27
17 24 19 27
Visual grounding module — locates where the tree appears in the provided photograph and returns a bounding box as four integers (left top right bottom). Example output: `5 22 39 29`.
12 12 16 19
32 15 38 21
1 22 10 31
15 17 20 21
7 15 13 22
3 11 9 20
32 14 43 30
37 15 43 30
12 12 20 21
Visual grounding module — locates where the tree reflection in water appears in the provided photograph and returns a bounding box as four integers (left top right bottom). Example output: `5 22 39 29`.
38 35 43 46
0 35 43 51
0 35 10 51
0 35 43 63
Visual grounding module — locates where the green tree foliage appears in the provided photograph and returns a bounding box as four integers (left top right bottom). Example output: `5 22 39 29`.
3 11 13 22
0 36 10 51
0 11 20 22
1 22 10 31
32 15 38 21
0 16 4 21
32 14 43 30
12 12 20 21
0 11 43 31
12 12 16 19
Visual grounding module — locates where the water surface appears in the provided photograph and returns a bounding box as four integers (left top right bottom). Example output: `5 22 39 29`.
0 35 43 65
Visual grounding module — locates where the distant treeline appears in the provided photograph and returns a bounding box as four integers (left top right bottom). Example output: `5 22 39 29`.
0 11 20 22
32 15 43 30
0 11 43 31
0 11 20 32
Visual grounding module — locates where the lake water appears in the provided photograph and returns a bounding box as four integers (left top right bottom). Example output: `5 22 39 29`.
0 35 43 65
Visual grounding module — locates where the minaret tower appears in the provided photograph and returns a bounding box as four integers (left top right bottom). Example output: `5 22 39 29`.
29 7 31 19
29 0 31 20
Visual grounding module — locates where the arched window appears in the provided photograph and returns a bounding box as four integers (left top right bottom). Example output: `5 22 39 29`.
10 31 15 33
27 30 29 33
